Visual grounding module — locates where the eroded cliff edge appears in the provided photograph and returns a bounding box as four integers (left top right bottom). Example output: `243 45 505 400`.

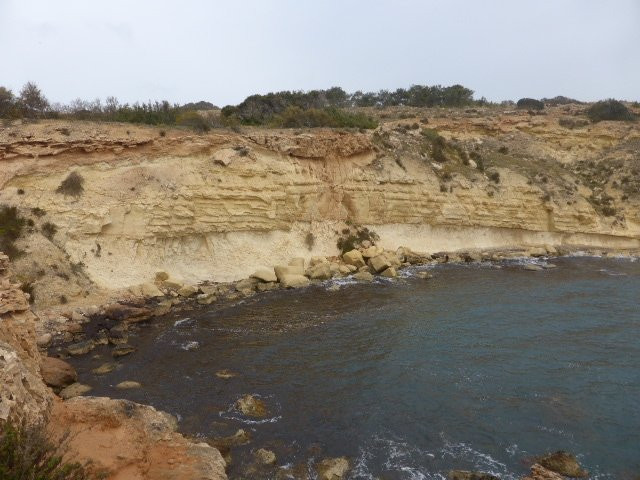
1 105 639 307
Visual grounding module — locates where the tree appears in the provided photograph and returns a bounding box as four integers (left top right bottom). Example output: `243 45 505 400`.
0 87 14 117
18 82 49 118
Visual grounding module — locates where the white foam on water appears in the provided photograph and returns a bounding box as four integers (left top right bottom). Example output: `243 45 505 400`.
440 435 518 480
598 269 627 276
351 435 444 480
180 340 200 351
173 317 193 327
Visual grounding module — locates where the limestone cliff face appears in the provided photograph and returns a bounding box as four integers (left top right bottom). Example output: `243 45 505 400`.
0 252 52 424
1 110 638 293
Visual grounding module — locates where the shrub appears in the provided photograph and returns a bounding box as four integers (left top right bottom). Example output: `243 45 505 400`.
18 82 49 118
586 100 635 123
31 207 46 217
41 222 57 240
56 172 84 197
271 106 377 129
516 98 544 110
336 226 380 254
488 171 501 183
498 146 509 154
0 421 92 480
0 86 14 117
559 117 590 129
176 111 210 133
305 232 315 250
0 206 25 259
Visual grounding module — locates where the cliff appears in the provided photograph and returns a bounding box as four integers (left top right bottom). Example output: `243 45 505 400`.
1 105 639 307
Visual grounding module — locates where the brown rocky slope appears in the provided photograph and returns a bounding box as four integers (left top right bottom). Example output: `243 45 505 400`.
0 251 227 480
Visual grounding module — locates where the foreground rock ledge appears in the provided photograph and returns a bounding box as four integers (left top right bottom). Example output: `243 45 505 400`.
48 396 227 480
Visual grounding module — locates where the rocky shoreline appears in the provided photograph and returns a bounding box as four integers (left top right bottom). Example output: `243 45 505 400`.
39 241 638 362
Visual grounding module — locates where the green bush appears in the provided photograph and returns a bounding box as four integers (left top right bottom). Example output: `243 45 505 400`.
517 98 544 110
271 106 377 129
176 111 210 132
0 206 25 259
56 172 84 197
0 421 92 480
586 99 635 123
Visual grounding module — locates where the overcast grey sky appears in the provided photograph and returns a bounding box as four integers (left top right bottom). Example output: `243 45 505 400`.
1 0 638 106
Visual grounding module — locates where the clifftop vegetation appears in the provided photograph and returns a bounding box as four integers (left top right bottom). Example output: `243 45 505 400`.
1 82 637 132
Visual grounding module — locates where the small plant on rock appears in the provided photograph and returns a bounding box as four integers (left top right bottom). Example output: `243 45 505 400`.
0 206 25 259
41 222 57 240
0 421 92 479
56 172 84 197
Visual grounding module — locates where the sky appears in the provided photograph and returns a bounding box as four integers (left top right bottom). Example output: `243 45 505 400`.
1 0 639 106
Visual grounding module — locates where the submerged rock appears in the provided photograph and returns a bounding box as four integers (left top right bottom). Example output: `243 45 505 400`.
524 264 544 271
215 369 236 379
317 457 350 480
353 271 374 282
67 340 95 356
255 448 277 465
116 380 141 389
112 343 136 357
59 382 92 400
536 451 588 478
448 470 499 480
92 362 116 375
235 394 268 417
417 271 433 279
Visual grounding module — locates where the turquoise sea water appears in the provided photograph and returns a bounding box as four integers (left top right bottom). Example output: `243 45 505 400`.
70 257 640 479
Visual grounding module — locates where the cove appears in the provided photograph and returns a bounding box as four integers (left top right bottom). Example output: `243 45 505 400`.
68 257 640 479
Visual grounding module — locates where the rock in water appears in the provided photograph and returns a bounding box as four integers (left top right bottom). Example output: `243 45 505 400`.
112 344 136 357
116 381 141 389
317 457 350 480
448 470 499 480
235 394 267 417
342 249 366 268
215 369 236 379
66 340 95 356
368 254 392 273
353 271 374 282
255 448 277 465
92 363 116 375
537 451 588 478
40 357 77 390
380 267 397 278
59 382 92 400
523 463 565 480
524 264 544 271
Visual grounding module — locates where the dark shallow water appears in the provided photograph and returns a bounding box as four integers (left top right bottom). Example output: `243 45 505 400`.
70 257 640 479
